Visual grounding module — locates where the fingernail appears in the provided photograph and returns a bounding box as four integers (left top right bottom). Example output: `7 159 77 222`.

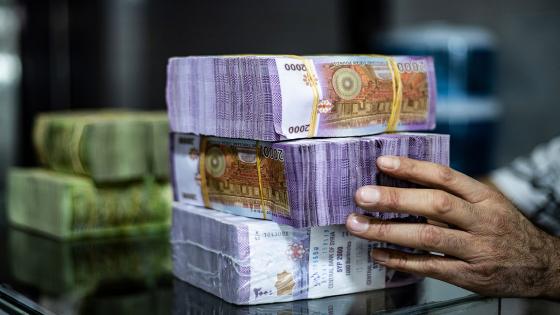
357 186 380 204
371 249 389 262
346 214 370 233
378 156 400 170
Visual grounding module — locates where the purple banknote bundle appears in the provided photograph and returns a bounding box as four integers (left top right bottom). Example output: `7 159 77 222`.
171 203 422 305
167 54 447 305
171 132 449 228
167 55 437 141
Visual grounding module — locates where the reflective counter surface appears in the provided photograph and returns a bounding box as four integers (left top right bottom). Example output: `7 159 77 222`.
0 224 557 314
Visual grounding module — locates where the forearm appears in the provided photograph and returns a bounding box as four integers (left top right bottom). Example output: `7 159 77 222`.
542 235 560 300
483 177 560 299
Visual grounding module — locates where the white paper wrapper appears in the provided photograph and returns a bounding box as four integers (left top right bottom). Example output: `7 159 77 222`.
171 203 421 305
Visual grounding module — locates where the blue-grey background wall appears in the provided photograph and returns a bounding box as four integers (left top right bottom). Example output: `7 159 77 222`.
389 0 560 166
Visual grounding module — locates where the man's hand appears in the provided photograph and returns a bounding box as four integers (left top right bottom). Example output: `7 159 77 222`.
346 156 560 299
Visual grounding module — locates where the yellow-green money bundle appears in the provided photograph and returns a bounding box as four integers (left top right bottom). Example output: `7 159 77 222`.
7 110 172 239
33 111 169 182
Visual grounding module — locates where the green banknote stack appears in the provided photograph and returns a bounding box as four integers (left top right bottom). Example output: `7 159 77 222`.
33 111 170 182
7 111 172 239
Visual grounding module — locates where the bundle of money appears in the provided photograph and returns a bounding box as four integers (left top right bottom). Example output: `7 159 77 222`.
171 203 422 305
33 111 169 183
167 54 447 304
167 55 436 141
171 132 449 228
8 168 171 239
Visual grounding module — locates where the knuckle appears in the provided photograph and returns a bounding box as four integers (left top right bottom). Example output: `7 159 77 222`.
370 220 392 238
403 159 418 177
384 189 401 209
433 192 453 215
394 157 413 176
484 242 504 259
469 263 501 286
419 258 439 275
461 263 477 276
437 166 454 184
418 225 443 249
448 233 469 253
390 253 409 270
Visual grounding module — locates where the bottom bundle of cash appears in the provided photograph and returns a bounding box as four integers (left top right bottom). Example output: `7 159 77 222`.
171 203 422 305
8 168 171 239
172 132 449 228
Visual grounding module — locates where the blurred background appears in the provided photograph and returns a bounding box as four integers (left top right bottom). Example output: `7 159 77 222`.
0 1 559 313
1 0 560 221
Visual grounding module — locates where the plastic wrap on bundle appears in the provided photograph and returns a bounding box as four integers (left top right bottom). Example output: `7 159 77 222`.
171 203 422 305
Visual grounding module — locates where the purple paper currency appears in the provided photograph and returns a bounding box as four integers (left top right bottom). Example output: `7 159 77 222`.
171 203 422 305
166 55 437 141
171 132 449 228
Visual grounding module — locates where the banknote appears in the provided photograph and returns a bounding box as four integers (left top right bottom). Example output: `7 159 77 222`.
317 60 431 130
172 136 288 217
166 55 436 141
202 137 289 217
171 132 449 228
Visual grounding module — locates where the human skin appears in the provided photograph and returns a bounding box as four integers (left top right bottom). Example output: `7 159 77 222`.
346 156 560 299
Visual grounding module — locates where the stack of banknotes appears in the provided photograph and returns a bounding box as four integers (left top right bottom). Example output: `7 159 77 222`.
167 55 437 141
172 203 422 305
167 55 447 304
8 111 172 239
171 132 449 228
34 111 169 182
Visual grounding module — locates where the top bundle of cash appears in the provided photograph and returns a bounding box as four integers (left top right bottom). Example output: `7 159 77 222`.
167 55 436 141
33 110 169 183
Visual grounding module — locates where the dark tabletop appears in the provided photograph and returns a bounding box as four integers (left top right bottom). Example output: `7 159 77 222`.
0 224 558 315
